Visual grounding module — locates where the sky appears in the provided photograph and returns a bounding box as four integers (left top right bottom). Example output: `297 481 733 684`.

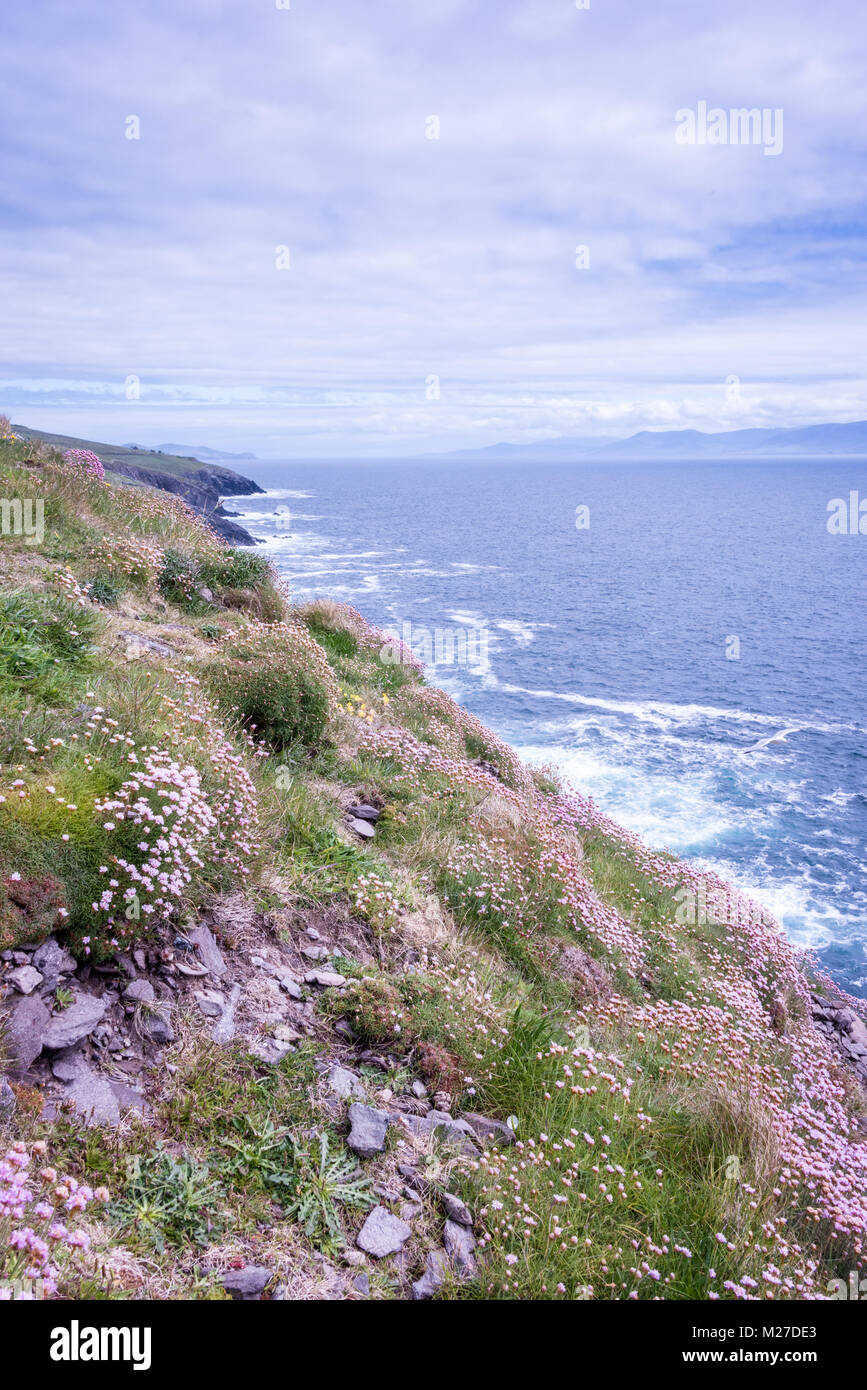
1 0 866 457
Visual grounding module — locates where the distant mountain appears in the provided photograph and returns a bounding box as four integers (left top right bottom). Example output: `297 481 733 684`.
442 420 867 460
127 442 258 462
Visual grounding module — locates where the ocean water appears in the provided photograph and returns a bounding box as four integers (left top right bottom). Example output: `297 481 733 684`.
228 456 867 994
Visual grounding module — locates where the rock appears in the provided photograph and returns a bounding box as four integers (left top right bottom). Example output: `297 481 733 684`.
396 1110 479 1156
356 1206 412 1258
248 1037 293 1064
411 1079 428 1099
351 1272 370 1296
220 1266 273 1301
347 817 375 839
334 1019 355 1042
304 969 346 988
346 1103 391 1158
212 982 241 1044
7 965 43 995
442 1192 473 1227
301 944 330 961
138 1003 175 1046
347 804 381 822
187 924 226 979
412 1248 449 1300
328 1064 365 1100
49 1049 120 1127
444 1218 477 1274
197 586 214 603
31 937 76 989
120 630 176 659
194 990 225 1019
42 992 108 1052
342 1249 367 1267
133 949 147 971
123 979 155 1004
306 927 322 941
461 1112 515 1146
0 1078 16 1113
278 975 303 1000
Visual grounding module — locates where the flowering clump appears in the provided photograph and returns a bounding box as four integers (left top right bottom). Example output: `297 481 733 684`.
90 673 260 937
0 1141 109 1298
87 535 165 589
61 449 105 482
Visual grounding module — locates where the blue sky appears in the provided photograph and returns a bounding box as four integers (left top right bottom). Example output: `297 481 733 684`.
1 0 866 456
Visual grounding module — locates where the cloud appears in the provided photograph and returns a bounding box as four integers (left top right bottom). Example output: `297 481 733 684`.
1 0 865 455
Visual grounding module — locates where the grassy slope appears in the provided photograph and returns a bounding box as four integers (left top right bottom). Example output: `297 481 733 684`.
1 424 866 1302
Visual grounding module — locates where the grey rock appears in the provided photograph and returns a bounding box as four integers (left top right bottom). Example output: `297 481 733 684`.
347 1103 391 1158
334 1019 355 1042
351 1272 370 1296
220 1266 272 1301
461 1111 516 1146
396 1109 480 1156
412 1248 449 1300
356 1205 412 1258
328 1064 365 1100
187 924 226 979
123 979 155 1004
194 989 225 1019
301 944 330 961
32 937 77 989
42 992 108 1051
442 1192 473 1227
4 991 51 1072
411 1079 428 1099
50 1050 120 1127
342 1249 367 1267
7 965 43 995
248 1037 293 1064
347 817 375 839
138 1002 175 1046
212 982 241 1044
348 804 381 822
278 975 303 1000
304 969 346 988
0 1078 16 1113
444 1218 477 1275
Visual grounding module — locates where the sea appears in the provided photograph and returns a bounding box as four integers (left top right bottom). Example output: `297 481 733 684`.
226 455 867 996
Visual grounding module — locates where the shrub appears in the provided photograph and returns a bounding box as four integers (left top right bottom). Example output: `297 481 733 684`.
200 548 272 591
61 449 105 482
216 656 329 750
157 548 201 605
85 573 121 607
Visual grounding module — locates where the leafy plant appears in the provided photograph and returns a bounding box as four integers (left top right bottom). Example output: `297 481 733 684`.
112 1151 225 1253
280 1132 375 1252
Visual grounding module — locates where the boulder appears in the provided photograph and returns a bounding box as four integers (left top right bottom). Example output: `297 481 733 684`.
412 1248 449 1300
461 1111 515 1146
220 1266 273 1301
42 992 108 1051
32 937 77 990
7 965 43 996
187 924 226 979
346 1103 390 1158
356 1206 412 1258
123 979 155 1004
442 1192 473 1227
3 992 51 1073
328 1064 365 1100
444 1218 477 1275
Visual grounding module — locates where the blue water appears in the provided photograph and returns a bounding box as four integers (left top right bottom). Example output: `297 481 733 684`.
229 456 867 994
